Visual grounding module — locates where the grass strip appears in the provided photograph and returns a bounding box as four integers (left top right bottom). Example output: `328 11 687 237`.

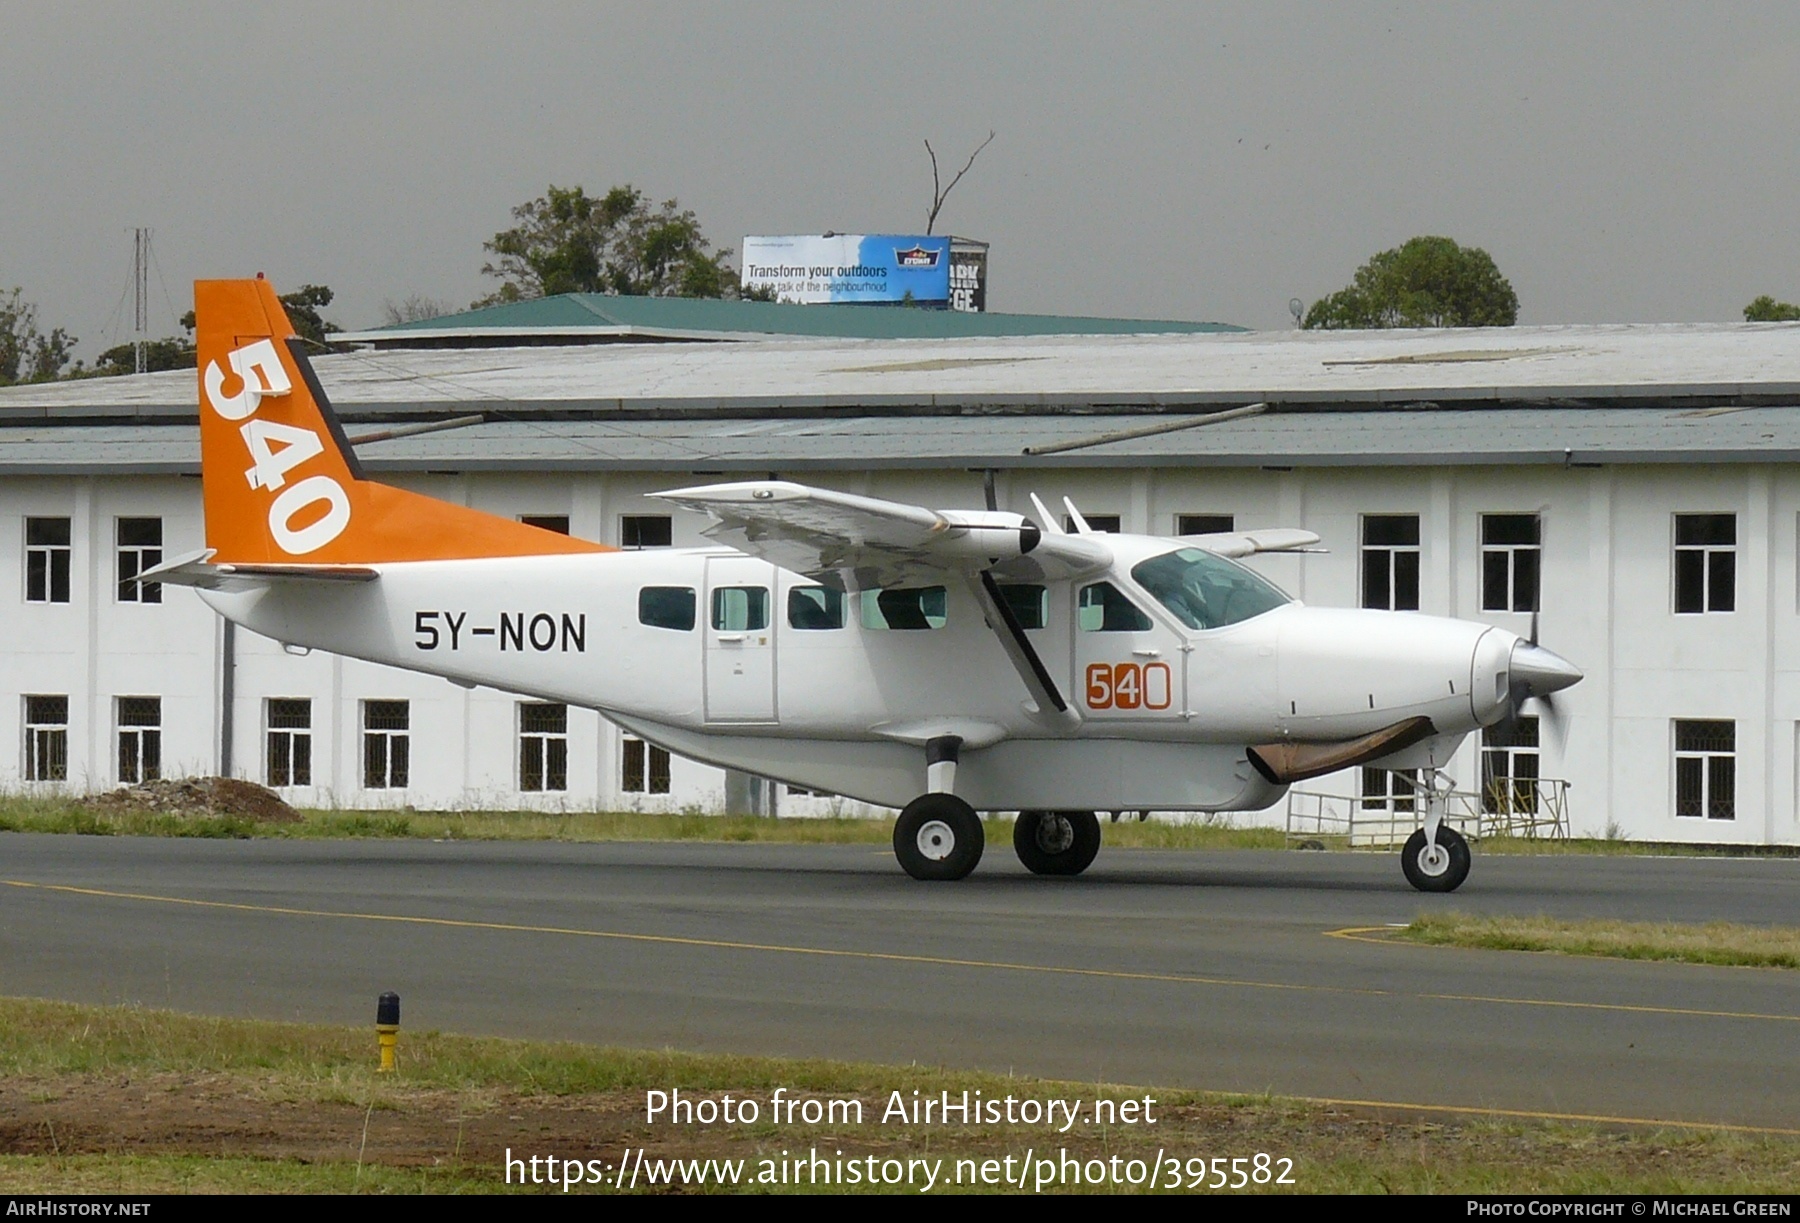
0 997 1798 1194
0 797 1285 850
1397 912 1800 969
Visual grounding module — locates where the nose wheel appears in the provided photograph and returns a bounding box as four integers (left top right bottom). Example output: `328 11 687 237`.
1013 810 1101 876
1402 825 1470 892
894 793 985 880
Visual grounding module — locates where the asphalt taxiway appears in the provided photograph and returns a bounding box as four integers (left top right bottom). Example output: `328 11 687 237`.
1 833 1796 1129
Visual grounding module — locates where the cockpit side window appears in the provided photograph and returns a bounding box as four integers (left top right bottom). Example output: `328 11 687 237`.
1130 547 1291 630
1078 582 1153 632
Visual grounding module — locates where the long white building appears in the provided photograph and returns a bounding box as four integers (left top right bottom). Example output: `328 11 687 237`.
2 297 1797 845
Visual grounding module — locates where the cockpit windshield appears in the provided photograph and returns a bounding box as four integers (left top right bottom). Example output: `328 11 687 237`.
1130 547 1292 630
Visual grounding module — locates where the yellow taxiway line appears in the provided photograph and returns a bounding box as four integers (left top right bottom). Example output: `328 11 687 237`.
6 879 1796 1029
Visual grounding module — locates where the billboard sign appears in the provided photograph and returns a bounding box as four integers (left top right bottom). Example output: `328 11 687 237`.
742 235 953 306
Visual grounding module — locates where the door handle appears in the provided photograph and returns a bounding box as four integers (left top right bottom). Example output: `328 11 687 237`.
716 634 745 643
1132 648 1162 658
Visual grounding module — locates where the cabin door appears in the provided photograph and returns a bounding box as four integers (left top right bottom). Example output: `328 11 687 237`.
704 556 777 723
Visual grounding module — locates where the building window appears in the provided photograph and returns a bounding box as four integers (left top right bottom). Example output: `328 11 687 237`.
519 702 568 792
1674 514 1735 614
363 700 410 789
25 517 71 604
1064 513 1121 533
1481 514 1541 613
1481 717 1540 814
622 736 670 794
621 515 674 549
1362 515 1420 611
117 518 163 604
1674 720 1734 820
1176 513 1235 536
1361 767 1417 812
520 514 570 535
116 696 161 784
24 695 68 782
266 698 312 787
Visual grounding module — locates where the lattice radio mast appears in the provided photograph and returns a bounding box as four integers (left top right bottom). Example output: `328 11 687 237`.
132 228 150 374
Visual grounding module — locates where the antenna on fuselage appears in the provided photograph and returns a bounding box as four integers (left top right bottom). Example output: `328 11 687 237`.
1028 493 1064 535
1062 497 1094 535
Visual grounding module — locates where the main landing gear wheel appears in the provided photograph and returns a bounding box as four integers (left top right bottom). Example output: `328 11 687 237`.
894 793 985 881
1401 826 1471 893
1013 810 1101 877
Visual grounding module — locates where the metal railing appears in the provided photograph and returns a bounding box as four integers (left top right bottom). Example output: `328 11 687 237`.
1285 778 1569 849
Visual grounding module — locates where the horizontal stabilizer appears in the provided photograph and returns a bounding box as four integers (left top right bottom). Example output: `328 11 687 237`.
142 549 379 591
1246 716 1437 785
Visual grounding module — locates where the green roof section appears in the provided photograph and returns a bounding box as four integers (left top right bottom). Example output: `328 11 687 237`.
346 293 1244 345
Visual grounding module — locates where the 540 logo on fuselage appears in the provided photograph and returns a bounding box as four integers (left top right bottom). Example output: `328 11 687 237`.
1084 661 1174 711
204 338 350 555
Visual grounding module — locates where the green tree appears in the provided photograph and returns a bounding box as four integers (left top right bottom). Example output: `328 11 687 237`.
477 184 739 305
0 288 78 384
1744 295 1800 322
93 337 197 376
178 283 339 349
1304 236 1519 329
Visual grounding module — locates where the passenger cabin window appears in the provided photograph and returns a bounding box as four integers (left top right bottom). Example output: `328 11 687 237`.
996 583 1048 630
1078 582 1153 632
1674 514 1735 614
621 515 674 549
1131 548 1290 630
1362 514 1420 611
787 586 846 630
712 587 770 632
1176 513 1235 536
860 587 948 630
638 586 696 631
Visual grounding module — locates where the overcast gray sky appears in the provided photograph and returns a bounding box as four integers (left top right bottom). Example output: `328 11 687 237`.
3 2 1798 356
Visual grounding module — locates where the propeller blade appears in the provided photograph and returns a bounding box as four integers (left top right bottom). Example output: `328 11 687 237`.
1536 691 1568 757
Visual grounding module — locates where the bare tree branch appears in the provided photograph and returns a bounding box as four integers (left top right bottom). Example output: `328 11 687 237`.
925 130 995 235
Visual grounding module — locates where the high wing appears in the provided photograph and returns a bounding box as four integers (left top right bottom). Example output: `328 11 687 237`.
650 480 1112 590
142 549 380 591
1180 528 1322 558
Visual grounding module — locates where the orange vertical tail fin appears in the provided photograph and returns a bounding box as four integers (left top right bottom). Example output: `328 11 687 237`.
195 278 609 564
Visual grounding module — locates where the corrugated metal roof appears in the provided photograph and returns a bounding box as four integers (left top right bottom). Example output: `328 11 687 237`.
336 293 1245 345
8 405 1800 475
3 323 1797 418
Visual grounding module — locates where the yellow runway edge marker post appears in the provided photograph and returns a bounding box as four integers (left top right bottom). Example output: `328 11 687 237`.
376 991 400 1073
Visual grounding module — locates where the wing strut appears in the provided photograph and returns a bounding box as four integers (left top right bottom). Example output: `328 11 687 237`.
967 570 1081 729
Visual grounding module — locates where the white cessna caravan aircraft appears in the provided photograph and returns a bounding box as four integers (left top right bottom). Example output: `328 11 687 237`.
151 279 1581 892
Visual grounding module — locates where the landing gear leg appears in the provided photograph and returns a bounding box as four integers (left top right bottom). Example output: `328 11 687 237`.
893 735 984 881
1402 768 1470 892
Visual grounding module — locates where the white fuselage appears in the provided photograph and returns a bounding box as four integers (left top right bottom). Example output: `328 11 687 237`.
200 536 1517 811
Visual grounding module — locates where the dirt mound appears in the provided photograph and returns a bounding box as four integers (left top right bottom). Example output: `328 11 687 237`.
93 777 301 824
